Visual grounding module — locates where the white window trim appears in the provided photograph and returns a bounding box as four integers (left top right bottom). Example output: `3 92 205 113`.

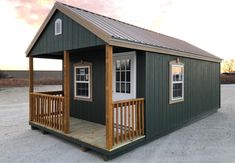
55 18 62 35
74 62 92 101
169 60 184 104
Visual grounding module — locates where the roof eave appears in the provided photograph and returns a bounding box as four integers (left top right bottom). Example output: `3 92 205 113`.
108 38 222 63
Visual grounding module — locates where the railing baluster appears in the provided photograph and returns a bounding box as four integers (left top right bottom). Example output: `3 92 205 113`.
128 101 131 139
137 100 140 136
132 101 135 138
52 97 54 128
112 104 114 146
56 98 58 129
116 103 119 144
48 96 51 127
138 101 141 135
41 97 46 124
124 102 127 141
142 100 144 135
37 95 39 122
120 102 123 142
31 94 34 121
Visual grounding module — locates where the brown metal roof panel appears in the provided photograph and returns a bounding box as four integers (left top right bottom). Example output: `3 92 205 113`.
63 3 221 61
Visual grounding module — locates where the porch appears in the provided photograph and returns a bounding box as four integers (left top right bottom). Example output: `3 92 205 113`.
29 90 145 150
28 45 145 151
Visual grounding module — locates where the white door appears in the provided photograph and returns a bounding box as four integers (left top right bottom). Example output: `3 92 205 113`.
112 51 136 101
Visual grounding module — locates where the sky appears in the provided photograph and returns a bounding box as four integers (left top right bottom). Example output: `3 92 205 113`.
0 0 235 70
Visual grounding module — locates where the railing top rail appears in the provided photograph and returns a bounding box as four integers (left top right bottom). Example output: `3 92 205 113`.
37 90 63 94
112 98 144 105
30 92 64 99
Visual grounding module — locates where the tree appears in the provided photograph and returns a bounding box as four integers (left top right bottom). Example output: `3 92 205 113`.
0 70 4 79
222 59 235 73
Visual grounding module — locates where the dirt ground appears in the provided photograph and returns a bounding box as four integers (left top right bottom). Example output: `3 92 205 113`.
0 85 234 163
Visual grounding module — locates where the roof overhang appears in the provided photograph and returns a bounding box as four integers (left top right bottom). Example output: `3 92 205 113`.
108 38 222 63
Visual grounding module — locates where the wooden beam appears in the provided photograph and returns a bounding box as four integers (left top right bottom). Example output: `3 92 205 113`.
63 51 70 133
29 56 34 122
105 44 113 150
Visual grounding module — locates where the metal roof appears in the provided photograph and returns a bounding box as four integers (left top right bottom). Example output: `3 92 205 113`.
26 2 221 62
63 3 221 61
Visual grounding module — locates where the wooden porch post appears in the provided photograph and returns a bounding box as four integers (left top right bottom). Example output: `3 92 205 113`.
29 56 34 122
105 44 113 150
64 51 70 133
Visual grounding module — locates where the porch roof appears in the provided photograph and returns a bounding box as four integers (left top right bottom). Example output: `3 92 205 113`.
26 2 221 63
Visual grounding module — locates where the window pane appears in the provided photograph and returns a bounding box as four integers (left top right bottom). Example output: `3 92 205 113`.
126 59 131 70
79 68 85 75
126 83 131 93
173 83 182 98
85 89 88 96
121 83 125 93
116 82 120 92
121 71 125 82
172 66 183 81
116 60 120 70
76 68 79 75
116 72 120 81
126 71 130 82
85 74 89 81
76 75 80 81
77 89 82 96
121 60 126 70
76 83 89 97
81 75 85 81
85 68 88 74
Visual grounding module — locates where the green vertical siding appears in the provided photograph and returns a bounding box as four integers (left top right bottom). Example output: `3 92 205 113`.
136 51 146 98
69 48 105 124
31 10 105 55
145 52 220 140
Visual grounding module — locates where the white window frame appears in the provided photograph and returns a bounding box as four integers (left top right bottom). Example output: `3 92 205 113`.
74 62 92 101
112 51 136 101
55 18 62 35
169 60 184 104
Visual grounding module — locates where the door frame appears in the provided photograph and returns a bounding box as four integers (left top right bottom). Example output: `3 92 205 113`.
112 51 136 101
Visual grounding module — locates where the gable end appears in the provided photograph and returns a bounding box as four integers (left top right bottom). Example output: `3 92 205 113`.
30 10 105 56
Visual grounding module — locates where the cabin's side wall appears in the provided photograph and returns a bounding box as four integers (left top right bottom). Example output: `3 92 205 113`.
145 52 220 140
69 48 105 124
31 10 104 55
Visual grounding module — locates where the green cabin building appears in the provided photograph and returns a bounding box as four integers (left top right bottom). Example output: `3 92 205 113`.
26 2 221 160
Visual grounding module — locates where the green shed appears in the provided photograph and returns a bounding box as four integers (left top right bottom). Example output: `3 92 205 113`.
26 2 221 160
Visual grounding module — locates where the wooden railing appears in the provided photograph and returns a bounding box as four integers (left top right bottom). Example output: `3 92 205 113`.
30 91 65 132
112 98 144 146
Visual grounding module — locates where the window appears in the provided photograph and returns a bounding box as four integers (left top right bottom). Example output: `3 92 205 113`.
115 59 131 94
74 62 92 101
55 18 62 35
169 60 184 104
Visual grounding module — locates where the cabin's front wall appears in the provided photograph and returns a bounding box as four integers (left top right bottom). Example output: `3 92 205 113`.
144 52 220 140
69 48 106 125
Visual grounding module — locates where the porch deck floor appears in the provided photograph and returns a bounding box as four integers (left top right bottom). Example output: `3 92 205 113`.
68 117 106 149
31 117 145 151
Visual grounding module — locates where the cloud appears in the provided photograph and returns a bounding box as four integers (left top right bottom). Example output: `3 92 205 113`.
10 0 118 27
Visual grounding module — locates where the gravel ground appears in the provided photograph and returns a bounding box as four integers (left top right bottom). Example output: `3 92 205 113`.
0 85 235 163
